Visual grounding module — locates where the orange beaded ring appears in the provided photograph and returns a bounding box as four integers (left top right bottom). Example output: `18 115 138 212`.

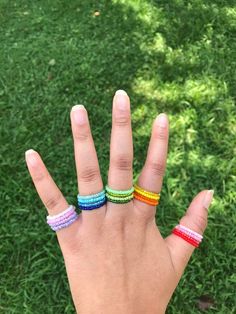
133 184 160 206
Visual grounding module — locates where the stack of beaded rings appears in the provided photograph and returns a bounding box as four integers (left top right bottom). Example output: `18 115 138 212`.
47 205 79 231
133 183 160 206
77 189 106 210
105 185 134 204
172 224 203 248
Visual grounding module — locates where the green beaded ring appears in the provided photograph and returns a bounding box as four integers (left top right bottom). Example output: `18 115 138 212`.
105 185 134 195
105 185 134 204
106 193 133 203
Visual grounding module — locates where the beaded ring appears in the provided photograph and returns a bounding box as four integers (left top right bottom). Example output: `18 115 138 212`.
77 189 106 210
47 205 79 231
105 185 134 204
133 183 160 206
172 224 203 248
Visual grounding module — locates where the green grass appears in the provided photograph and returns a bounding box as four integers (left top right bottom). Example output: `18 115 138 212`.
0 0 235 313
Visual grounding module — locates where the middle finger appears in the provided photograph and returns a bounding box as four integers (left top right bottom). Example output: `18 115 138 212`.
108 90 133 190
70 105 105 221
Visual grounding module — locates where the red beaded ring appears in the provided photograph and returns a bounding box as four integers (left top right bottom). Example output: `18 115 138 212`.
172 224 203 248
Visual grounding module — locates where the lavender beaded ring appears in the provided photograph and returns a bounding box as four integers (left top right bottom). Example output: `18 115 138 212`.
77 189 107 210
47 205 79 231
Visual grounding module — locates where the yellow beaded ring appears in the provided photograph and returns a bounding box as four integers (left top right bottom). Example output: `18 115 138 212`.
133 183 160 206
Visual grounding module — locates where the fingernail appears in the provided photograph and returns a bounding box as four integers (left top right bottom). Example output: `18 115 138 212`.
72 105 86 125
202 190 214 210
155 113 168 127
115 89 127 96
25 149 38 166
115 90 128 110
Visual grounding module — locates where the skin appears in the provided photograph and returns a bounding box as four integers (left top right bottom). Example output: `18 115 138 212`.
25 90 214 314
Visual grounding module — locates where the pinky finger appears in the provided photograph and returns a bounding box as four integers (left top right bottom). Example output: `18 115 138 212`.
165 190 214 278
25 149 80 240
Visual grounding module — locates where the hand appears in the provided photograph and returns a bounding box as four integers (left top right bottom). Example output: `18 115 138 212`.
25 90 214 314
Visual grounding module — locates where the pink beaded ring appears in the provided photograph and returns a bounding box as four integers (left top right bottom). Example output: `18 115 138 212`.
47 205 79 231
172 224 203 248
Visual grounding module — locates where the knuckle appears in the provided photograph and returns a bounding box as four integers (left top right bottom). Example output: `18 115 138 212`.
80 167 100 183
114 115 129 127
63 241 81 256
105 214 126 235
154 126 168 140
45 193 63 210
181 213 207 234
148 161 165 177
192 214 208 233
62 226 85 255
33 172 47 183
112 155 132 171
134 204 156 224
74 129 89 141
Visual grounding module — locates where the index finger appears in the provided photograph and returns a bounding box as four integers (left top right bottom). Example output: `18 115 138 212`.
25 149 81 241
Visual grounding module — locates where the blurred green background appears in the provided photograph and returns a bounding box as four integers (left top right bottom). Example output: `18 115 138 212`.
0 0 235 313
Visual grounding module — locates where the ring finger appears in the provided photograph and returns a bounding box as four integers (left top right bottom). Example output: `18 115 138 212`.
134 113 169 220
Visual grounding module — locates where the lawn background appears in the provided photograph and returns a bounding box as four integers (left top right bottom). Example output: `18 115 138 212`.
0 0 235 313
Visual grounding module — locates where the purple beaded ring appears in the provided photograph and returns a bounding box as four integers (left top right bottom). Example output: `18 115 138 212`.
47 205 79 231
